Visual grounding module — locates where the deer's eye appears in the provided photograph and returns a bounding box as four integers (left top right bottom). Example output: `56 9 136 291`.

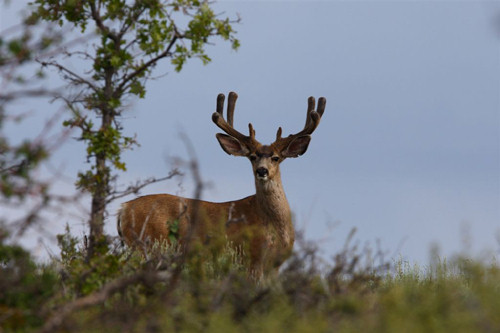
249 155 257 161
272 156 280 162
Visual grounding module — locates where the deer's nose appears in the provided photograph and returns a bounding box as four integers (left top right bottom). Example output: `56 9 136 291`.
256 167 268 177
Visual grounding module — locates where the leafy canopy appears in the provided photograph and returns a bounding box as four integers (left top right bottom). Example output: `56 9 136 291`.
28 0 239 198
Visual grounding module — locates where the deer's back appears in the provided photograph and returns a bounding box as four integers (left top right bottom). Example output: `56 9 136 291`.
118 193 293 273
117 194 260 245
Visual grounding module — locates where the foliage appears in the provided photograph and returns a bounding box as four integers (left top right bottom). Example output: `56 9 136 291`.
2 0 240 254
2 3 498 333
1 227 499 333
0 0 64 229
0 228 58 331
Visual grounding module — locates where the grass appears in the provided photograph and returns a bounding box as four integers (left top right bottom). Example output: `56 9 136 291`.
0 228 499 332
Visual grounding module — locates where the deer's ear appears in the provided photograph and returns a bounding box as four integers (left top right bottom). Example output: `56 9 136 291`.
216 133 249 156
281 135 311 158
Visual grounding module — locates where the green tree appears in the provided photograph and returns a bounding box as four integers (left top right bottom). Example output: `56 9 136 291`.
28 0 239 256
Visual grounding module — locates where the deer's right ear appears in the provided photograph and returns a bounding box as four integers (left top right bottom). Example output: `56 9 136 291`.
281 135 311 158
216 133 250 156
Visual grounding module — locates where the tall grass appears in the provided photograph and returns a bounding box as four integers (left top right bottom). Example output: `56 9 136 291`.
1 227 499 332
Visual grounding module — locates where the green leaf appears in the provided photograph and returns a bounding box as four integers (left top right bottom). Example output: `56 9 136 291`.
110 55 122 68
129 80 145 98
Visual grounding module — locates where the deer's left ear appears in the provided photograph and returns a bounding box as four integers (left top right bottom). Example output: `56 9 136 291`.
281 135 311 158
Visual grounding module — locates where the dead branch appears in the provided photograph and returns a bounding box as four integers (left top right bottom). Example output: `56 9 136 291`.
160 133 205 299
106 169 182 204
39 60 98 92
0 88 58 102
39 270 170 333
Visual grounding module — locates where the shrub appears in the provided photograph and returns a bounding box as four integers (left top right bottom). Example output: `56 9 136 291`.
0 228 57 331
1 226 499 333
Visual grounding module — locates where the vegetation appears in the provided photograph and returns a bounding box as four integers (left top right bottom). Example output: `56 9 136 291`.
1 0 239 256
1 227 499 332
30 0 239 256
1 2 498 332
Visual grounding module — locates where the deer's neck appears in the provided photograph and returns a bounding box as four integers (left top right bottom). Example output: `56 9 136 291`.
254 171 293 246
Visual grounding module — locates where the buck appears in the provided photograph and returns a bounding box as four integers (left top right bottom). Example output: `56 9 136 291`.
118 92 326 275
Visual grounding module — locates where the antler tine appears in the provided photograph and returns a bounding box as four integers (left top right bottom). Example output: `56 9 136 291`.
212 92 259 147
216 93 225 116
276 127 283 141
272 96 326 150
316 97 326 117
248 123 256 140
227 91 237 127
305 96 315 128
300 95 326 135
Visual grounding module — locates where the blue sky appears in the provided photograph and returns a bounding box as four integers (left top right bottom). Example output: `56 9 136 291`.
2 1 499 263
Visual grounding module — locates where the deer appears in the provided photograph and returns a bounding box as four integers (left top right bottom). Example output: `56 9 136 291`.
117 92 326 275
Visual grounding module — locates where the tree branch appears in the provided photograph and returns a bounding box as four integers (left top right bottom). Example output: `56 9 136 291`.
89 1 118 43
39 60 98 92
39 270 170 333
0 88 58 102
118 3 147 40
115 34 179 97
106 169 182 204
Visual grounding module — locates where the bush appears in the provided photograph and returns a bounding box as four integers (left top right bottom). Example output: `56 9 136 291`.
1 227 499 333
0 229 57 331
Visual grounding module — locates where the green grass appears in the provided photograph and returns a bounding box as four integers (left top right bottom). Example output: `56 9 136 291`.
1 229 499 332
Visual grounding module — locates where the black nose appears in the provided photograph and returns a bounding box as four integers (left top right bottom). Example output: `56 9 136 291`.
256 167 268 177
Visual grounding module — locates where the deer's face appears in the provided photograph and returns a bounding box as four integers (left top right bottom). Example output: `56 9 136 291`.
216 134 312 183
248 145 282 182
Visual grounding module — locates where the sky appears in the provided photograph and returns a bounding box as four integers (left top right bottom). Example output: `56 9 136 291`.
2 1 499 264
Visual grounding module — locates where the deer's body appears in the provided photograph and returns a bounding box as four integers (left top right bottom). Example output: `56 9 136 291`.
118 92 325 275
